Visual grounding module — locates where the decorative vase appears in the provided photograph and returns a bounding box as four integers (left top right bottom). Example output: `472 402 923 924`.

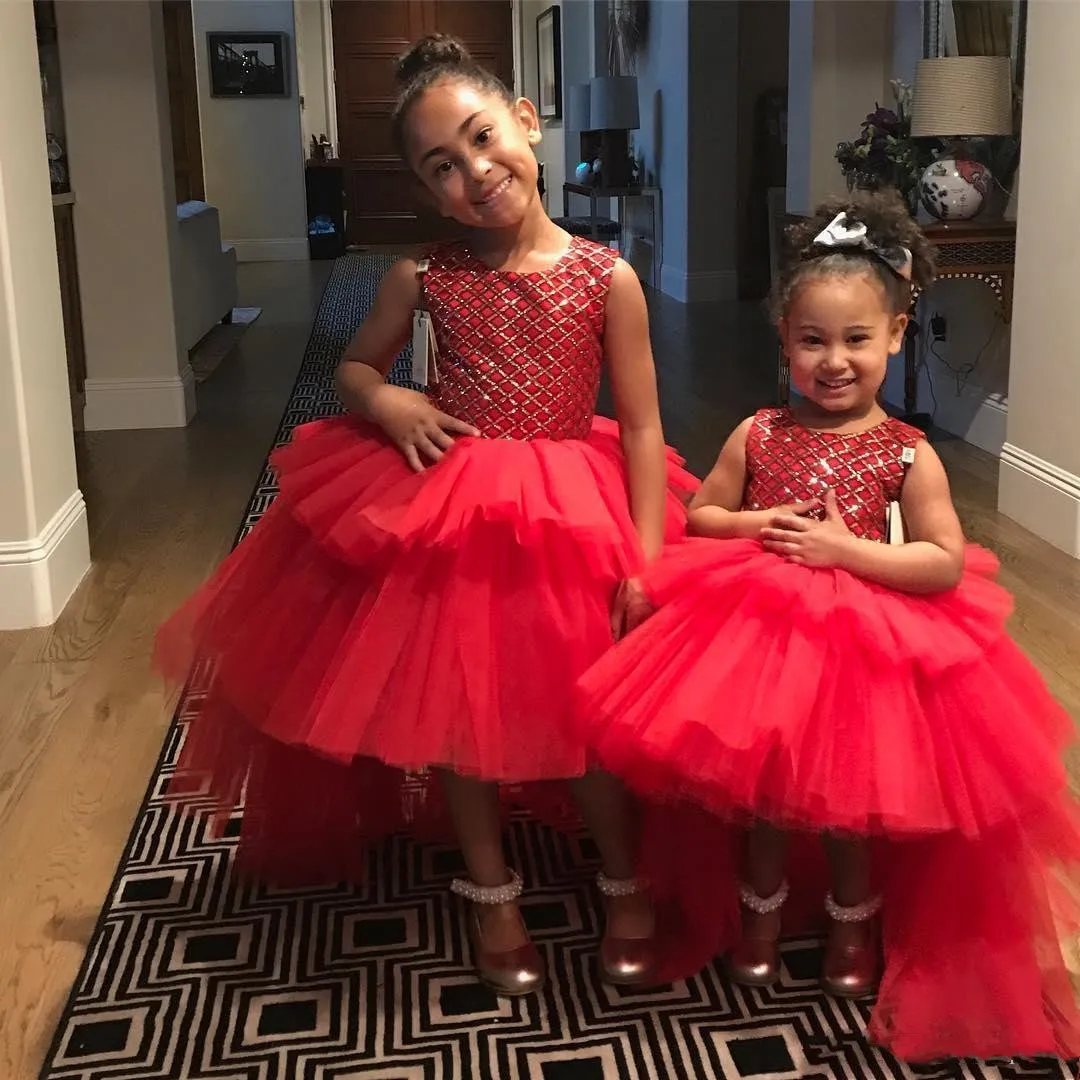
918 157 989 221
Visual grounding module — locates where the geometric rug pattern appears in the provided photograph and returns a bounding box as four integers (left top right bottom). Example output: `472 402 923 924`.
40 256 1074 1079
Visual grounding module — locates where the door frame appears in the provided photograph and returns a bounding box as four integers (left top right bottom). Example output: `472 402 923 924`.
320 0 339 154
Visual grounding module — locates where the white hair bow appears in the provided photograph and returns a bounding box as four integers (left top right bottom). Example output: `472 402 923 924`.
813 212 913 281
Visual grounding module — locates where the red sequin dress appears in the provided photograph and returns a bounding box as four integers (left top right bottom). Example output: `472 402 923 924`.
155 236 696 883
577 409 1080 1062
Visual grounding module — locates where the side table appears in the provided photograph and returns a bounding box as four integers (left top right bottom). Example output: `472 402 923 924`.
562 182 663 289
776 219 1017 425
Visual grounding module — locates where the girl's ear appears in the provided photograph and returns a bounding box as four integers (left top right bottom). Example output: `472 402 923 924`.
513 96 542 143
887 312 909 356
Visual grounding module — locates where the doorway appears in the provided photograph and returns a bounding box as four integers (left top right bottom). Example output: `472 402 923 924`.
331 0 514 245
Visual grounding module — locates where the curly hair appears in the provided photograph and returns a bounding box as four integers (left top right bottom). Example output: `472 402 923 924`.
391 35 513 159
770 189 936 322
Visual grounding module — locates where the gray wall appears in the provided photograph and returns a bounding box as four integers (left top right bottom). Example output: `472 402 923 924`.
634 0 740 301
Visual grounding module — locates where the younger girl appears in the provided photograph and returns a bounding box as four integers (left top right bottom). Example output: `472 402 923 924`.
157 36 695 995
577 191 1080 1061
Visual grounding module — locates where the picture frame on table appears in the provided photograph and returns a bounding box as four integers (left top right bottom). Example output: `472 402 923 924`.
536 7 562 120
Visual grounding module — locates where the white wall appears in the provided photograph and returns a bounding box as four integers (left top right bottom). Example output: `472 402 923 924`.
56 0 196 431
0 1 90 627
998 0 1080 556
786 0 892 215
192 0 308 262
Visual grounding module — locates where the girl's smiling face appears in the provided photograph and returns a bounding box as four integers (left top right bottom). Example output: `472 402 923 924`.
403 80 542 228
780 273 907 415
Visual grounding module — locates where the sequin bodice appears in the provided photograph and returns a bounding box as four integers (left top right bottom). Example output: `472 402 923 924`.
422 237 617 440
743 409 924 542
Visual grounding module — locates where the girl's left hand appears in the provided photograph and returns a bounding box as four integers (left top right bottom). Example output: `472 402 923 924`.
761 489 853 568
611 577 654 639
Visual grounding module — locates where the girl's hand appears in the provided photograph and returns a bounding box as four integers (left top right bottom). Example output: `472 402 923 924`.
761 489 853 567
368 385 479 472
750 500 821 538
611 577 654 639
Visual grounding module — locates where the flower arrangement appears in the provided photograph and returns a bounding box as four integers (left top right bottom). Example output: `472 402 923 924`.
835 80 935 212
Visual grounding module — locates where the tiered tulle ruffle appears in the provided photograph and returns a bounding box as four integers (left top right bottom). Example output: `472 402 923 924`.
577 536 1080 1061
579 537 1069 837
156 415 696 880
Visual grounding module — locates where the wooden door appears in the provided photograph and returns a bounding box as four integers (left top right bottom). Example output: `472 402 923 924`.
332 0 514 245
163 0 204 204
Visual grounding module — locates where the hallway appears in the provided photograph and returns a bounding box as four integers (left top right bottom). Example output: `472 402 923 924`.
2 261 1079 1077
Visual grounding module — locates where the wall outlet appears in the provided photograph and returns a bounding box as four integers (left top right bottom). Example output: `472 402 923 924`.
930 313 947 341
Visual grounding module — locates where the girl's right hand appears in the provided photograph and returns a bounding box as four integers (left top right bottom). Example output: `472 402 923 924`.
368 384 480 472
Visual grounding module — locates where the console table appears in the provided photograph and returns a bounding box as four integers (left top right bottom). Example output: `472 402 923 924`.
562 182 662 289
776 219 1017 425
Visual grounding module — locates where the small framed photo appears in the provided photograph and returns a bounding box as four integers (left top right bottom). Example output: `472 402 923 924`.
208 32 290 98
536 7 562 120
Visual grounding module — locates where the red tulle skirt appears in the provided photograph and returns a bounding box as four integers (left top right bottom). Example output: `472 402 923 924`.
577 537 1080 1062
156 415 696 882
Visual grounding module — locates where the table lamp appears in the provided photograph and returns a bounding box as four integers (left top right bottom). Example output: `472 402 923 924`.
589 75 640 131
567 83 591 133
910 55 1013 221
584 75 639 187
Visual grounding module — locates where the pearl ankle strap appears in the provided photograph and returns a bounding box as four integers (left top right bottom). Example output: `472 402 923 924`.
450 870 524 905
824 892 882 923
738 880 790 914
596 871 648 898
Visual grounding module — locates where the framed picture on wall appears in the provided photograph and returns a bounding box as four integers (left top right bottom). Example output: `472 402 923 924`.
207 32 290 97
536 7 562 120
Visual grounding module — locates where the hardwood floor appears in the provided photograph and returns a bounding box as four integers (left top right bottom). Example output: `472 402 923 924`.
0 261 331 1078
1 263 1079 1077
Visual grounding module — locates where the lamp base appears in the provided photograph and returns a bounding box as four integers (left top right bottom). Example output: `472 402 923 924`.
579 129 632 188
919 155 992 221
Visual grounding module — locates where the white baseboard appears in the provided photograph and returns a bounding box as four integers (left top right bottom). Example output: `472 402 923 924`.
659 266 738 304
0 491 91 629
938 394 1009 456
999 442 1080 558
228 238 309 263
84 365 196 431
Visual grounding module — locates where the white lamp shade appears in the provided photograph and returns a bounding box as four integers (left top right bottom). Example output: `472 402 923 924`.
567 83 591 132
910 56 1013 137
588 75 639 130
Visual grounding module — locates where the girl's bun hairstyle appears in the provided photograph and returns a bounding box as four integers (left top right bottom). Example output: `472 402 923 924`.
771 188 936 321
395 33 471 86
391 34 513 156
